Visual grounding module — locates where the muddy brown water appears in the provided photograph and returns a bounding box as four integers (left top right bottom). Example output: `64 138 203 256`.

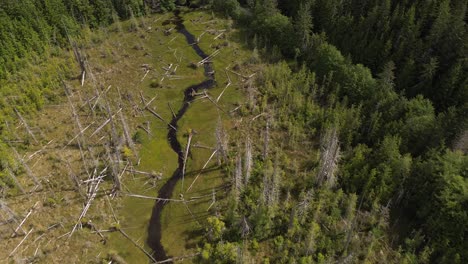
146 10 215 263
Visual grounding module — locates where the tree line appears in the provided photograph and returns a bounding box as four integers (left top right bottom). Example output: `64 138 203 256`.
203 0 467 263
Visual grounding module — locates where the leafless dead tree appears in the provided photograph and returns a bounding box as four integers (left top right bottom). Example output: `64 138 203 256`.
215 119 229 165
316 128 340 188
244 137 252 185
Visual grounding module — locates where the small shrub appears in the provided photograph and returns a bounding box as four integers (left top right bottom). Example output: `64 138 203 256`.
121 146 133 159
150 78 161 88
132 130 145 144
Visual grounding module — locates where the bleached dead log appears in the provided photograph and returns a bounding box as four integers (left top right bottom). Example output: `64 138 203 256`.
158 253 201 263
11 147 42 188
214 32 224 40
186 149 218 192
225 68 256 80
215 120 229 165
65 85 93 176
203 91 227 114
145 107 177 131
141 69 150 82
168 36 178 44
26 140 53 162
124 193 184 203
197 49 220 66
207 189 216 211
81 70 86 86
9 228 33 257
0 200 20 232
168 102 177 118
118 229 156 263
91 85 112 110
11 202 39 238
69 174 103 238
90 108 123 138
119 110 136 155
63 158 85 199
192 143 215 150
181 131 193 189
216 83 231 103
197 31 207 42
143 95 158 109
230 105 242 113
64 122 95 148
139 91 147 105
137 124 152 135
124 169 162 179
14 108 38 144
251 113 266 121
6 167 25 194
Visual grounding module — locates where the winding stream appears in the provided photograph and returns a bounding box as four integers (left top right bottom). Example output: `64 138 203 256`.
146 10 215 262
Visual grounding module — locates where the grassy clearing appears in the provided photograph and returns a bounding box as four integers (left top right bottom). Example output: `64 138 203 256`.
94 9 254 263
0 9 255 263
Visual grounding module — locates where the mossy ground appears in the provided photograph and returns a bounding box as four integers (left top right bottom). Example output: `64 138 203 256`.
0 9 254 264
90 9 252 263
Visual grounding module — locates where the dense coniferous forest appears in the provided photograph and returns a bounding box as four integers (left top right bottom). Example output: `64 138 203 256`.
0 0 466 263
207 0 467 263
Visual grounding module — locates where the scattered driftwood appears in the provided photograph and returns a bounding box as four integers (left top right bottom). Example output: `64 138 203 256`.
198 50 220 66
69 170 105 238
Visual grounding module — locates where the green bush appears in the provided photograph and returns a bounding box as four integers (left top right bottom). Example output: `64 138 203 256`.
132 130 145 144
212 0 240 19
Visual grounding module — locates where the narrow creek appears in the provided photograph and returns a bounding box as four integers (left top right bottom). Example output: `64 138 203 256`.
146 10 215 262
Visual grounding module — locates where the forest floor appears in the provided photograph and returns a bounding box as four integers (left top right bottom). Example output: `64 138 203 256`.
0 8 255 263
